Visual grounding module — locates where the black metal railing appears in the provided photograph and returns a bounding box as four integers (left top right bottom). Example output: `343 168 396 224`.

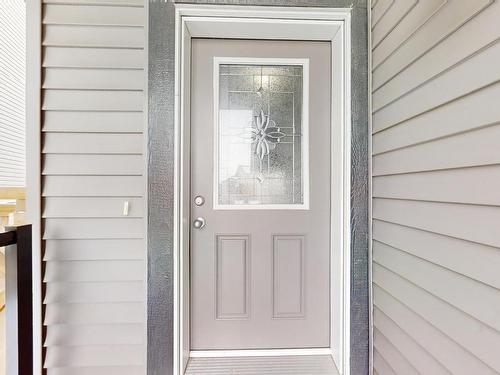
1 224 33 375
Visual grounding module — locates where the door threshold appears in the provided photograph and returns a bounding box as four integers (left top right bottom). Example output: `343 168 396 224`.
190 348 332 358
185 354 340 375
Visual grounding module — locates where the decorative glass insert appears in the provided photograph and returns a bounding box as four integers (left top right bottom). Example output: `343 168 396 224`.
215 60 308 208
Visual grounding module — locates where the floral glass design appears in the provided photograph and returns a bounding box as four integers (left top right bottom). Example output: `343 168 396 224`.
250 110 286 161
216 63 305 207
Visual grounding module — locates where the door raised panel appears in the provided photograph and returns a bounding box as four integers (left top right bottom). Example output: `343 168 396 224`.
215 235 251 320
272 235 305 319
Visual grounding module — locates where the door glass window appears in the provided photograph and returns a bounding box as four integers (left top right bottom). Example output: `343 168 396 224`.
215 60 309 209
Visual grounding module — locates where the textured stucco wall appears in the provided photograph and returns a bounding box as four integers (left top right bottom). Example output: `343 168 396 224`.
148 1 368 374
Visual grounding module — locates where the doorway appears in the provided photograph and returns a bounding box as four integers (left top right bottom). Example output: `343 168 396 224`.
174 5 352 375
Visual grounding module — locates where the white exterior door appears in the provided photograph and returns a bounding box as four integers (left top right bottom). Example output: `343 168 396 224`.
190 38 332 350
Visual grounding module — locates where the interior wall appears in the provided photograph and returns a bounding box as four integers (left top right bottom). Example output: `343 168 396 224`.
148 1 369 375
39 1 147 374
371 1 500 374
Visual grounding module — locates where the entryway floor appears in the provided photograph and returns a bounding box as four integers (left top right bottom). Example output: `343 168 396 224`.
185 355 340 374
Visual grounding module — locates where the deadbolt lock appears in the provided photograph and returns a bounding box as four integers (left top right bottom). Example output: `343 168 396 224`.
194 195 205 206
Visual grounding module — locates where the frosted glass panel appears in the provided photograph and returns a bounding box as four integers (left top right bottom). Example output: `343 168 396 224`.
216 63 306 207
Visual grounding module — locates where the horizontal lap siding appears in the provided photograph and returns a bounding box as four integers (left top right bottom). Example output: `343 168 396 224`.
371 1 500 374
44 281 144 304
0 0 25 187
41 1 146 374
44 302 144 324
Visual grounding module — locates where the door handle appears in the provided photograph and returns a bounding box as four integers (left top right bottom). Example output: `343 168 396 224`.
193 217 206 229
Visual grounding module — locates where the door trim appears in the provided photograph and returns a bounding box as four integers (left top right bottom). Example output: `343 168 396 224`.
174 5 352 375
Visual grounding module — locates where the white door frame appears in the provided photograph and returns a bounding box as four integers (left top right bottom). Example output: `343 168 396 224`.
173 5 352 374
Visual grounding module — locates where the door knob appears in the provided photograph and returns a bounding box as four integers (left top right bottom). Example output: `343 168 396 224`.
193 217 206 229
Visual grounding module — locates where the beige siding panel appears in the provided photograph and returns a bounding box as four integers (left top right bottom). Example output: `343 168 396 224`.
372 0 491 88
0 170 24 183
0 177 24 186
374 0 500 111
0 122 24 139
374 241 500 332
40 2 146 371
0 137 25 154
371 0 395 27
43 111 143 133
43 4 144 26
373 329 419 375
43 133 142 154
0 133 24 148
43 345 143 367
373 220 500 289
372 1 500 374
43 218 143 239
44 260 144 282
373 38 500 132
373 165 500 205
42 176 143 197
372 0 417 49
44 324 143 346
42 90 143 111
0 166 21 182
44 239 144 261
373 198 500 248
44 281 144 304
374 123 500 173
0 0 25 187
373 264 500 372
374 286 496 375
373 350 397 375
372 0 446 52
44 303 144 325
43 25 144 48
43 197 143 218
43 154 143 175
373 308 451 375
0 149 24 163
43 68 144 90
43 47 144 69
373 82 500 153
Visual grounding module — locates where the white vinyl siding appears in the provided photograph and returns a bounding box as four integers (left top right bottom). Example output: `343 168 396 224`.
0 0 25 187
371 1 500 375
40 1 146 374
